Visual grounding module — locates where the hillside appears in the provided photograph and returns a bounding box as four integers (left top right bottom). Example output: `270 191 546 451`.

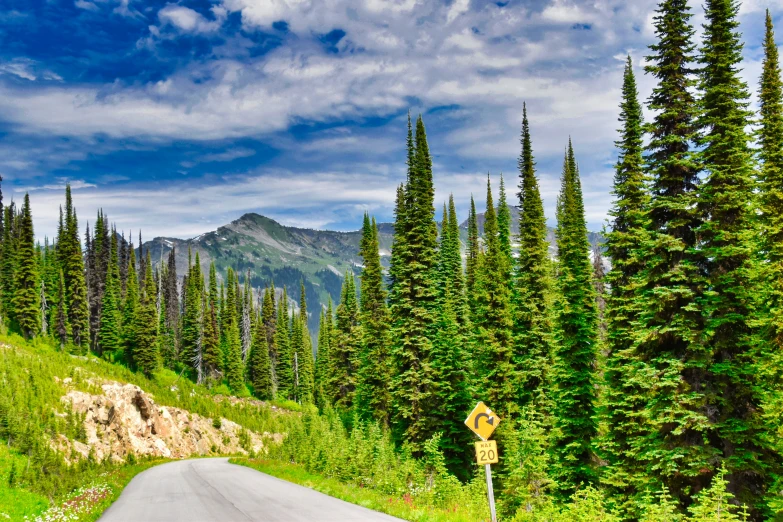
0 333 293 521
141 209 603 331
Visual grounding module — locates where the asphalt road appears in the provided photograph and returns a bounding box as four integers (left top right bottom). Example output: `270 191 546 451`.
99 458 404 522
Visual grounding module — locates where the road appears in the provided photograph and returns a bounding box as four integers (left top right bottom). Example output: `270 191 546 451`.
99 458 404 522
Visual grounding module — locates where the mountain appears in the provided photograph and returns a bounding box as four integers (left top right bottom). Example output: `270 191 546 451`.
141 210 604 332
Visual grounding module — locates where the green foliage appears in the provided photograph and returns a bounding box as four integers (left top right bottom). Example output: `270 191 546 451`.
133 252 159 377
248 315 273 399
329 271 359 410
551 142 599 495
13 194 40 339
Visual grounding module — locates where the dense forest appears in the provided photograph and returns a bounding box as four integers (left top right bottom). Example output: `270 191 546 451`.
3 0 783 520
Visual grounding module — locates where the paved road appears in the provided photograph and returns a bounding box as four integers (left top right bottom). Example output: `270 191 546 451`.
99 458 403 522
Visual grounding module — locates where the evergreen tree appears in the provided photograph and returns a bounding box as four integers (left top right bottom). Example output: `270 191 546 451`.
757 11 783 360
223 268 244 393
13 194 40 339
122 242 139 367
181 251 203 376
133 252 159 377
62 186 90 350
262 283 277 388
697 0 778 510
55 269 69 348
97 229 120 358
274 287 292 399
551 142 599 495
513 103 554 416
0 203 16 325
248 314 273 399
355 214 392 425
600 57 653 512
329 271 359 410
473 176 516 416
430 204 473 478
622 0 706 509
466 195 480 302
202 302 221 381
497 174 513 279
163 248 179 357
389 115 439 451
314 300 333 407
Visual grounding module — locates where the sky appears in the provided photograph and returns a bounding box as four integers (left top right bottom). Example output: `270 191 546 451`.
0 0 781 241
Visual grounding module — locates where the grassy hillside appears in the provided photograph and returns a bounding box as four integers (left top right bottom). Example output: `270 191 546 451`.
0 332 296 521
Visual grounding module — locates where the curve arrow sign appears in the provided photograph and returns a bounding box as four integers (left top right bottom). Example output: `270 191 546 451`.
474 413 495 429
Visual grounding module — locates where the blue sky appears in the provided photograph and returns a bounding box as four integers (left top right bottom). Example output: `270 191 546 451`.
0 0 780 240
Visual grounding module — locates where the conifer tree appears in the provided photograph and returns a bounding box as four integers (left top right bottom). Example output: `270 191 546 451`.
551 142 599 495
355 214 392 425
757 11 783 355
430 204 473 478
262 283 277 386
134 252 159 377
55 269 69 349
622 0 706 508
274 287 292 399
122 242 139 366
0 204 16 325
497 174 513 280
473 176 516 415
62 186 90 350
181 251 203 375
223 268 244 393
13 194 40 339
330 271 359 410
600 57 652 511
697 0 778 510
389 115 439 451
513 104 554 416
466 196 480 301
97 230 120 358
314 301 333 407
248 315 273 399
202 302 221 381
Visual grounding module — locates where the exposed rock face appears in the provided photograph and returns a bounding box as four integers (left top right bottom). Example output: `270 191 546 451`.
55 381 270 463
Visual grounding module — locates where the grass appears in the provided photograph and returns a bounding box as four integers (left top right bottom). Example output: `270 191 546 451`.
231 458 491 522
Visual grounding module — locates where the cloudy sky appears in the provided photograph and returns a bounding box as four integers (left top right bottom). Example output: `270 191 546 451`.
0 0 781 240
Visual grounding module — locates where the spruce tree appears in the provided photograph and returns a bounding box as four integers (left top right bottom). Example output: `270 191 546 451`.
314 300 333 407
466 195 480 302
55 269 70 348
551 142 599 495
248 315 273 399
122 241 139 367
329 271 359 410
623 0 706 509
355 214 392 425
13 194 40 339
389 115 439 451
430 204 473 479
473 176 516 416
600 57 653 513
62 187 90 351
202 302 221 381
262 283 277 387
223 267 244 393
134 252 159 377
98 227 121 358
697 0 778 510
274 287 292 399
758 11 783 354
0 204 16 326
497 174 513 279
513 103 554 417
181 251 203 375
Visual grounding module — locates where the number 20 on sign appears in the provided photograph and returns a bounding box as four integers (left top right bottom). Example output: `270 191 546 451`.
475 440 498 465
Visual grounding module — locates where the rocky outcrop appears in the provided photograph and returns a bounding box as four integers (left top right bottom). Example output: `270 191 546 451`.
54 381 272 463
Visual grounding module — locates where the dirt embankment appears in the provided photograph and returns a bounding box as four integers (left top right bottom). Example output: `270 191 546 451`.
53 380 275 463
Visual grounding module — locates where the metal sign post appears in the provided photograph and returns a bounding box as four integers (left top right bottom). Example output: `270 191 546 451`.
465 402 501 522
485 464 497 522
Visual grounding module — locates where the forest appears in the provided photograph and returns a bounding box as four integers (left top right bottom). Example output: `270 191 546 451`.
3 0 783 520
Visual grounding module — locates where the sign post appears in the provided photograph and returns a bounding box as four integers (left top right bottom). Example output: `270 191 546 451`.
465 402 501 522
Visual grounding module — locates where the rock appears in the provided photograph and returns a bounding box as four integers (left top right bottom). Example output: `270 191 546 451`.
54 380 274 463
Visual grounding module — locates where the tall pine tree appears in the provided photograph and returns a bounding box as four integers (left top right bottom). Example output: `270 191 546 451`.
13 194 40 339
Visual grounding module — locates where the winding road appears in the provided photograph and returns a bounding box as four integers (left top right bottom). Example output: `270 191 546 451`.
99 458 403 522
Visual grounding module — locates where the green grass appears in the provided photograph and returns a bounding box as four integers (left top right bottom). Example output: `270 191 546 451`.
0 444 48 520
231 458 491 522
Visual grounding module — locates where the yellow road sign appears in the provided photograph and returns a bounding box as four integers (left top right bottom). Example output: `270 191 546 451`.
475 440 499 465
464 401 501 441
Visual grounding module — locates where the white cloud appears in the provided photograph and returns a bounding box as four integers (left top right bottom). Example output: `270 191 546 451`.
158 4 227 33
0 58 62 82
74 0 100 12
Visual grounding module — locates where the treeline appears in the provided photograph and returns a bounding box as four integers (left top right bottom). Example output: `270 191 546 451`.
0 184 316 404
